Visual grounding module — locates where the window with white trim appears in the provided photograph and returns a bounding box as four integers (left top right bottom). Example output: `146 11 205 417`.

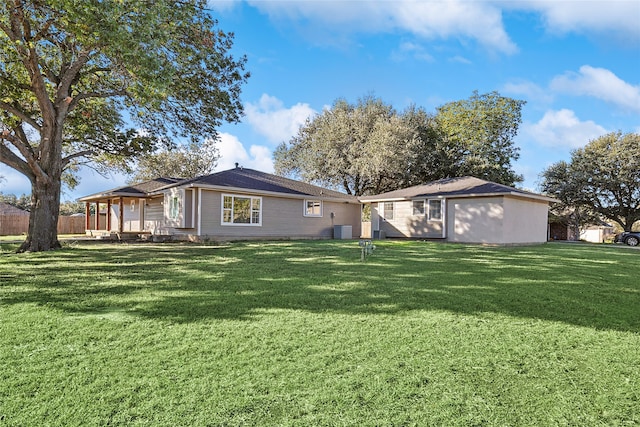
383 202 394 220
169 196 179 220
428 199 442 221
412 200 425 215
304 200 322 217
222 194 262 225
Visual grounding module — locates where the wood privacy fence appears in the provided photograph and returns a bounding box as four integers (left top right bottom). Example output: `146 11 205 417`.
0 214 86 236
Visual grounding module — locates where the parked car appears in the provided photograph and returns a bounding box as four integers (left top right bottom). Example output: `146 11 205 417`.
614 231 640 246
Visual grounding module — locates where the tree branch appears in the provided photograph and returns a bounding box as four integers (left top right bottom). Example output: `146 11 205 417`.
0 101 42 131
62 149 94 167
68 89 126 111
0 140 34 182
0 129 47 182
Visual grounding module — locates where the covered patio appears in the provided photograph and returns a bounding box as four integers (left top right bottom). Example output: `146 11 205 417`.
77 178 182 238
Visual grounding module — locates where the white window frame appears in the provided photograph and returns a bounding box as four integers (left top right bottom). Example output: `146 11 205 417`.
221 194 262 226
412 200 425 216
383 202 394 220
304 200 323 217
169 196 179 220
428 199 443 221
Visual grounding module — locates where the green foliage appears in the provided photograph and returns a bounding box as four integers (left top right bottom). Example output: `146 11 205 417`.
128 139 219 183
0 192 31 211
541 132 640 231
0 241 638 425
275 95 407 196
275 91 525 196
435 90 524 186
0 192 90 214
0 0 248 250
539 161 599 238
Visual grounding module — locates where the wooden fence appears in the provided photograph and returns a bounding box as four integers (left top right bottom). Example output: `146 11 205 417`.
0 214 86 236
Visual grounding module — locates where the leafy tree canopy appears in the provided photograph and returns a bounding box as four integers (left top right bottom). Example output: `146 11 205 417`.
275 91 525 196
540 132 640 232
0 0 249 251
128 139 219 183
435 90 524 186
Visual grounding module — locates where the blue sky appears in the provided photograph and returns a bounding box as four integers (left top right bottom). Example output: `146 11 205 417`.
1 0 639 200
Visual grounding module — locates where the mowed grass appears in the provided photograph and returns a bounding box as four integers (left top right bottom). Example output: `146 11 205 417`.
0 240 638 426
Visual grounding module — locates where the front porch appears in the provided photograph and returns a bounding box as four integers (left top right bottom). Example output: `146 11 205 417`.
83 196 151 238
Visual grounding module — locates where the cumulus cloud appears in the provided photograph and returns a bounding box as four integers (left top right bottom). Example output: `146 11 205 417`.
244 94 316 144
522 109 608 149
244 1 640 53
550 65 640 113
520 0 640 43
391 41 434 62
215 132 274 172
247 0 517 54
206 0 241 13
502 80 554 104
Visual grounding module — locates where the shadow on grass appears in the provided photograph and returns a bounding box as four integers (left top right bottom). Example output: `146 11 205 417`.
1 241 638 332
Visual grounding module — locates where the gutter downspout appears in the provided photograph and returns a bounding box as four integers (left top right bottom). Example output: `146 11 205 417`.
197 188 202 237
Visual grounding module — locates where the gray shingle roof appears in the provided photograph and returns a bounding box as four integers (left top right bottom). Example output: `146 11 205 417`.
172 168 356 201
78 177 184 201
359 176 555 202
0 202 29 215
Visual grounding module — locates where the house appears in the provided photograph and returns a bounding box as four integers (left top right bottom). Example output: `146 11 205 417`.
359 176 558 245
0 202 29 216
79 169 556 244
78 166 362 240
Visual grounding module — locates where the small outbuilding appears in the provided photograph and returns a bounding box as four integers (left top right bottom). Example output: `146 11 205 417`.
359 176 558 245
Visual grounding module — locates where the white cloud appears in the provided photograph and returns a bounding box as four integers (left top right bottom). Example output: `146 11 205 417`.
215 132 274 172
244 94 316 144
206 0 241 13
247 0 517 54
391 41 434 62
519 0 640 43
393 1 517 54
522 109 608 149
550 65 640 113
448 55 472 65
502 80 554 104
245 1 640 54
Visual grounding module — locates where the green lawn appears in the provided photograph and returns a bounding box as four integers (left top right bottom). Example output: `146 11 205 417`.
1 240 638 426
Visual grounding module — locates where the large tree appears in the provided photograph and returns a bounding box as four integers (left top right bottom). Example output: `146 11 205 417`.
540 132 640 232
0 0 248 252
275 91 525 196
435 90 525 186
128 139 219 183
274 95 412 196
539 160 599 239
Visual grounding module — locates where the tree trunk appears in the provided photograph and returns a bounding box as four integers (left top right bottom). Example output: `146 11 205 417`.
17 174 62 253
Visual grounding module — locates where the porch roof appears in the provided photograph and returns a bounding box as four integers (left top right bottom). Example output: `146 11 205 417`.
78 177 184 202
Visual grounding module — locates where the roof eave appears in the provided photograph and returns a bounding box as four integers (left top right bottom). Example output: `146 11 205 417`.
150 183 359 204
359 191 559 203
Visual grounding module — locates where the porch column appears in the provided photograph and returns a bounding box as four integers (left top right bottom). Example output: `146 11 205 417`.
139 199 145 232
94 202 100 230
85 202 90 231
106 199 112 231
119 197 124 233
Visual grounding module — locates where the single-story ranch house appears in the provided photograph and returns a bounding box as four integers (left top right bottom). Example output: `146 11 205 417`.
79 166 362 241
79 167 557 245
